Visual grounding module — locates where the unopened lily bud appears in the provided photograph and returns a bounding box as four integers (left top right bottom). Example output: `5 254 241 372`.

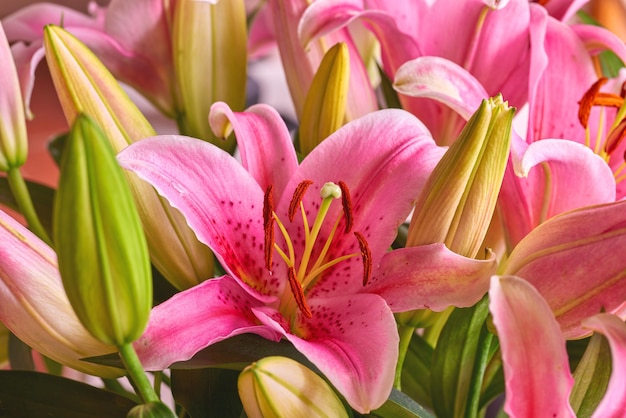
173 0 246 151
299 42 349 156
54 115 151 346
407 95 513 258
238 356 349 418
0 23 27 171
43 24 214 290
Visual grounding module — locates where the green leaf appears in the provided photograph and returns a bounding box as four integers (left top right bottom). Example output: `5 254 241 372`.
0 370 136 417
570 332 612 418
430 297 491 418
400 334 434 410
172 368 242 418
367 388 436 418
0 177 54 234
378 64 402 109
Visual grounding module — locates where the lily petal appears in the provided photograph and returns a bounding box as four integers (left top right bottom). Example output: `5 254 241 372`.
583 313 626 418
135 276 282 371
499 139 616 246
366 243 497 312
527 7 596 143
209 102 298 198
117 135 280 299
503 200 626 338
254 293 398 413
393 56 487 120
489 276 576 418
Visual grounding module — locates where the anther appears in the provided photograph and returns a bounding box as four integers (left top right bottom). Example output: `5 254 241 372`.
579 78 608 128
578 78 623 128
606 119 626 156
354 231 372 286
288 180 313 222
263 185 275 270
288 267 312 318
338 181 354 233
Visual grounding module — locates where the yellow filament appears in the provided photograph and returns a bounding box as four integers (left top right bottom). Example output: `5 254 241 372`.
273 211 295 267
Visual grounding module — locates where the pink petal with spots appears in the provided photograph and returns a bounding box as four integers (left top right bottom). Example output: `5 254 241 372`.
489 276 576 418
366 243 497 312
209 102 298 198
253 293 398 413
503 200 626 339
118 135 284 299
281 109 445 297
135 276 282 370
583 314 626 418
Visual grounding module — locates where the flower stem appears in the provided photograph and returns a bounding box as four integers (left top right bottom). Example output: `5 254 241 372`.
118 343 159 404
6 167 52 246
394 324 416 390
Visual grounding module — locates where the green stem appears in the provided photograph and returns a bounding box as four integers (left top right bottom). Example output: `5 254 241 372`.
394 324 416 390
118 343 159 404
6 167 52 246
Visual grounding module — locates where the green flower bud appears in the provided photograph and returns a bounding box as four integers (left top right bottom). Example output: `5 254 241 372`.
299 42 349 156
173 0 247 150
43 24 214 291
238 356 348 418
54 114 151 346
407 95 513 258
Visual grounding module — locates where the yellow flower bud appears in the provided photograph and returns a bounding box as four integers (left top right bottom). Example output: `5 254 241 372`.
238 356 349 418
407 95 513 258
299 42 349 156
173 0 247 151
54 114 151 346
43 24 214 290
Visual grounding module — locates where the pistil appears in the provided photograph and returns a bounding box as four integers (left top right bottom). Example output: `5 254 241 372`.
264 181 373 319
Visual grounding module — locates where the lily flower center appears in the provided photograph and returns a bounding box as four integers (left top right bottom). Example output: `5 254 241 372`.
263 181 372 319
578 77 626 185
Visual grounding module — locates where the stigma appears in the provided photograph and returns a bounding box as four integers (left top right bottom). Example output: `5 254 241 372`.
263 181 372 318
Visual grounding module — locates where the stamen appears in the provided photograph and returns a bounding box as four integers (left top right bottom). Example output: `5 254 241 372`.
288 180 313 221
263 186 275 270
578 78 624 128
605 119 626 155
338 181 354 233
288 267 312 318
354 231 372 286
579 78 608 128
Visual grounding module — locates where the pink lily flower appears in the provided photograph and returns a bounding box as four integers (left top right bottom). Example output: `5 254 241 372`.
118 104 445 412
299 0 534 143
490 275 626 417
392 49 620 248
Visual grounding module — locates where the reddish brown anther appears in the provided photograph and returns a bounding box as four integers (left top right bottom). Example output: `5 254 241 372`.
288 267 312 318
578 78 624 128
288 180 314 222
338 181 354 233
354 231 372 286
263 185 275 270
605 119 626 156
